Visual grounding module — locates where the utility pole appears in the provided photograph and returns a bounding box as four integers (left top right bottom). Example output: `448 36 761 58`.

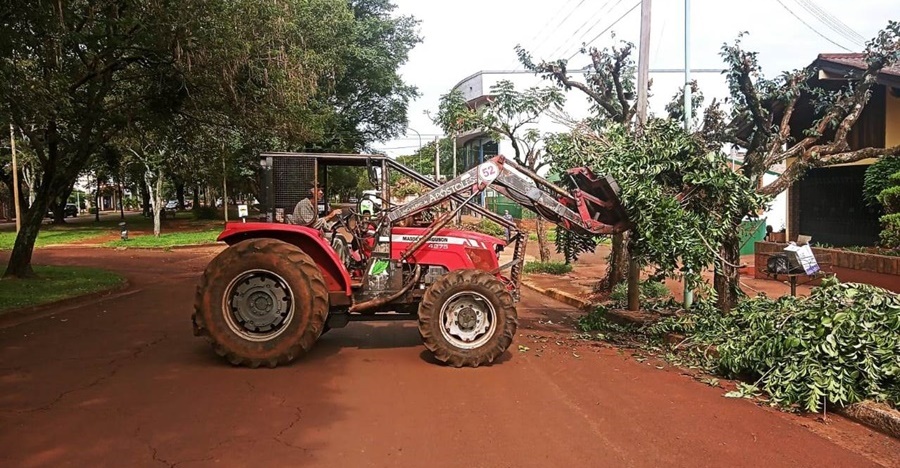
222 149 228 223
628 0 652 312
682 0 694 310
683 0 692 130
9 124 21 233
452 135 457 178
434 136 440 181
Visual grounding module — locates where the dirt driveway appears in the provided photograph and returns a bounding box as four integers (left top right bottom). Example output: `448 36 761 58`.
0 247 898 467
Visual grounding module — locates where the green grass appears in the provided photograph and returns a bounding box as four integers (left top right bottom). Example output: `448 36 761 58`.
523 261 573 275
0 228 107 250
104 229 222 248
0 265 125 312
527 227 558 243
0 212 225 250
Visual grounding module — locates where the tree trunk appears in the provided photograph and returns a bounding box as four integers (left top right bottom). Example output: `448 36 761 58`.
141 181 151 217
94 176 101 222
627 256 641 311
145 167 163 237
52 185 73 224
714 233 743 312
535 217 550 262
119 182 125 220
4 176 66 278
175 180 185 210
602 232 629 290
192 185 200 212
4 203 47 278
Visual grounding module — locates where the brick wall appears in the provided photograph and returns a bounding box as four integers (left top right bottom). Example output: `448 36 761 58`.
754 242 900 292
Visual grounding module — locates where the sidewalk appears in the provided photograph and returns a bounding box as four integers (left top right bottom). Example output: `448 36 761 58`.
520 242 815 306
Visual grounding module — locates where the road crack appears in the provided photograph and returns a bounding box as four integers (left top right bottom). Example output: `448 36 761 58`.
13 334 169 413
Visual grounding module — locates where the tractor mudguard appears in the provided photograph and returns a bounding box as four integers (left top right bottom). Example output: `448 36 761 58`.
217 222 352 296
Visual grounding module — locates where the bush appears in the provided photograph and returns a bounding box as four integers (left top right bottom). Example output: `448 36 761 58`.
657 277 900 412
879 184 900 214
193 206 220 220
523 261 573 275
879 213 900 248
863 156 900 207
609 279 670 307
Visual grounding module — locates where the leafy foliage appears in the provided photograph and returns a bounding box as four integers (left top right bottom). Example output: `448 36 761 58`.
879 213 900 248
546 120 768 284
434 80 564 171
877 170 900 248
609 280 670 308
523 262 573 275
863 156 900 207
395 138 455 177
1 0 419 276
655 278 900 412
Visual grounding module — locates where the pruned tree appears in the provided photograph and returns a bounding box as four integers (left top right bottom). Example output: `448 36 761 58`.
548 119 766 299
516 40 637 289
706 21 900 310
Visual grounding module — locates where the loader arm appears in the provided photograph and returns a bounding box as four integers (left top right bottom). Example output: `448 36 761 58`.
385 155 630 237
381 155 631 300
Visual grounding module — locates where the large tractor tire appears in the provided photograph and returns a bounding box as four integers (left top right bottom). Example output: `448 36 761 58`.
418 270 517 367
192 238 329 368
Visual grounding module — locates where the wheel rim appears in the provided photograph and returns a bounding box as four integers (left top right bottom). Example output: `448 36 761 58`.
223 269 294 342
439 291 497 350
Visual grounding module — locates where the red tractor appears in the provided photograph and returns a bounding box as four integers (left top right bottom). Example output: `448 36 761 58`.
192 152 629 368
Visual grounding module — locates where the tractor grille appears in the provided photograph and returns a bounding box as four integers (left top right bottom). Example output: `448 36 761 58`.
261 155 317 221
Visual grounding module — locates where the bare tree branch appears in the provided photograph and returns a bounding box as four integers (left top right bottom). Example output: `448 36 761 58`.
760 144 900 196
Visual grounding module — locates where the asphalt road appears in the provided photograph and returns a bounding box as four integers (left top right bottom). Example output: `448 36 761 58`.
0 247 897 467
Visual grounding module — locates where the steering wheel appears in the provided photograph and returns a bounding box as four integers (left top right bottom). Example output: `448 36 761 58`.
328 209 367 265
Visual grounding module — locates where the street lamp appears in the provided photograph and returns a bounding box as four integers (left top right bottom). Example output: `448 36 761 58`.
407 127 423 171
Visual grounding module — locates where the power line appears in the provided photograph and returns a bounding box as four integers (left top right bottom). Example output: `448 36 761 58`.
527 0 591 62
558 0 628 61
774 0 852 51
508 0 581 69
512 0 580 67
568 0 641 61
793 0 866 47
521 0 579 48
543 0 616 61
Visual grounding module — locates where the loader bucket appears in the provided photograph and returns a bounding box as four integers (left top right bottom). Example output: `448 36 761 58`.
565 167 631 233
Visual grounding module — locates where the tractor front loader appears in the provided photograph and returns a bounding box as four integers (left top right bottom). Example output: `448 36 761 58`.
192 153 630 368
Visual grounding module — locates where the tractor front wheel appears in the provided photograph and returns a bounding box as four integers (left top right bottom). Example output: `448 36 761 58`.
192 238 329 368
418 270 517 367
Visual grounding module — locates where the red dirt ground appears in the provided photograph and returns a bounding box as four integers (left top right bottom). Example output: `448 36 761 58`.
0 246 897 467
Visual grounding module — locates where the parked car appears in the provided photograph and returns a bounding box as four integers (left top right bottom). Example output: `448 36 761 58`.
64 203 78 217
165 200 178 211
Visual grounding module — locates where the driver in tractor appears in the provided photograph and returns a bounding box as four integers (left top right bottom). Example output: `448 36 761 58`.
291 185 342 231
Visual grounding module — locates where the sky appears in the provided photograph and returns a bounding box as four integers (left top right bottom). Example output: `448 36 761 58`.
375 0 899 156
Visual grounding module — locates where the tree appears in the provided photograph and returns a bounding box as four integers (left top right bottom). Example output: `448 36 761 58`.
516 40 637 289
547 120 766 298
317 0 421 152
0 0 359 277
396 138 456 178
707 22 900 310
435 80 565 262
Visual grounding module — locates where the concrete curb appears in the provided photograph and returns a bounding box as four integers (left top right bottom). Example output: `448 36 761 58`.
836 401 900 440
521 277 900 440
521 280 594 311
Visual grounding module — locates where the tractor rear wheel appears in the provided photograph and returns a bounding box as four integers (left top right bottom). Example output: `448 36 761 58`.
418 270 517 367
192 238 329 368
